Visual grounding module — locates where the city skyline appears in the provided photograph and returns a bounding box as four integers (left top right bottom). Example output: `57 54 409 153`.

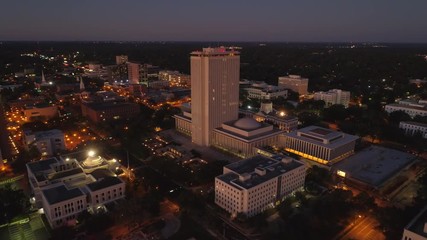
1 0 427 43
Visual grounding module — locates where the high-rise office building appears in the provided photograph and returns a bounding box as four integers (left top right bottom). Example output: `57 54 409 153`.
127 62 142 84
190 47 240 146
278 75 309 96
116 55 128 65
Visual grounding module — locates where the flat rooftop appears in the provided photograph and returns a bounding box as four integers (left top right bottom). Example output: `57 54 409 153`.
333 146 417 187
42 185 84 205
285 126 359 148
405 205 427 238
87 177 123 192
49 168 84 181
27 129 63 139
217 155 304 190
214 126 282 141
27 158 58 174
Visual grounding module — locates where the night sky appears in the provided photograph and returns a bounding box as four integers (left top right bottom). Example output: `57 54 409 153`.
1 0 426 42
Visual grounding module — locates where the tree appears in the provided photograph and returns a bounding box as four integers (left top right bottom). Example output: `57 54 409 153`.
388 110 411 125
286 90 300 101
323 104 347 122
352 192 376 211
298 111 321 127
0 184 29 224
49 225 75 240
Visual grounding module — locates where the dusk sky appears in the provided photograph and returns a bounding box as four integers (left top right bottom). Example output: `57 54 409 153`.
1 0 427 42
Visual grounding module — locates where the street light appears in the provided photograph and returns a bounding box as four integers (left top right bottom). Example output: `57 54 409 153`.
88 150 95 157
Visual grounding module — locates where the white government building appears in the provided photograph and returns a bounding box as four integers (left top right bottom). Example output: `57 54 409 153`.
402 205 427 240
283 126 359 165
399 121 427 138
385 99 427 118
215 155 306 217
313 89 351 108
211 118 283 158
243 82 288 100
26 151 125 228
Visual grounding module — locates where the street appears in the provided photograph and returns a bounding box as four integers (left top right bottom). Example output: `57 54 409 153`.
338 215 385 240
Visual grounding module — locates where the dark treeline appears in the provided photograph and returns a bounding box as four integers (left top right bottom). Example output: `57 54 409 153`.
2 41 427 95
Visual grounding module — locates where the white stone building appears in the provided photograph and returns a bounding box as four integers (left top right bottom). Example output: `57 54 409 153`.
283 126 359 165
215 155 306 217
211 118 283 158
244 82 288 100
385 103 427 118
313 89 350 107
402 205 427 240
26 151 125 228
399 121 427 138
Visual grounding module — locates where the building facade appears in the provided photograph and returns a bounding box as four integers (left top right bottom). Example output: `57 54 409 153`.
215 155 306 217
159 70 191 87
26 153 125 228
283 126 359 165
23 129 66 157
244 83 288 100
81 102 140 123
190 47 240 146
115 55 128 65
278 75 309 96
313 89 351 107
401 205 427 240
385 103 427 118
212 118 283 158
399 121 427 138
127 62 142 84
23 104 58 122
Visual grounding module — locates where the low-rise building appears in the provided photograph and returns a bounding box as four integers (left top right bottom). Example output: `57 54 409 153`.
159 70 191 87
283 126 359 165
81 102 140 123
212 118 283 158
402 205 427 240
313 89 350 107
399 121 427 138
278 75 309 96
250 102 298 132
244 82 288 100
23 129 65 157
23 104 58 122
385 103 427 118
26 152 125 228
215 155 305 217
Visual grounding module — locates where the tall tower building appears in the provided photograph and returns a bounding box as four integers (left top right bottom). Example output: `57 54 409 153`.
116 55 128 65
127 62 141 84
190 47 240 146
